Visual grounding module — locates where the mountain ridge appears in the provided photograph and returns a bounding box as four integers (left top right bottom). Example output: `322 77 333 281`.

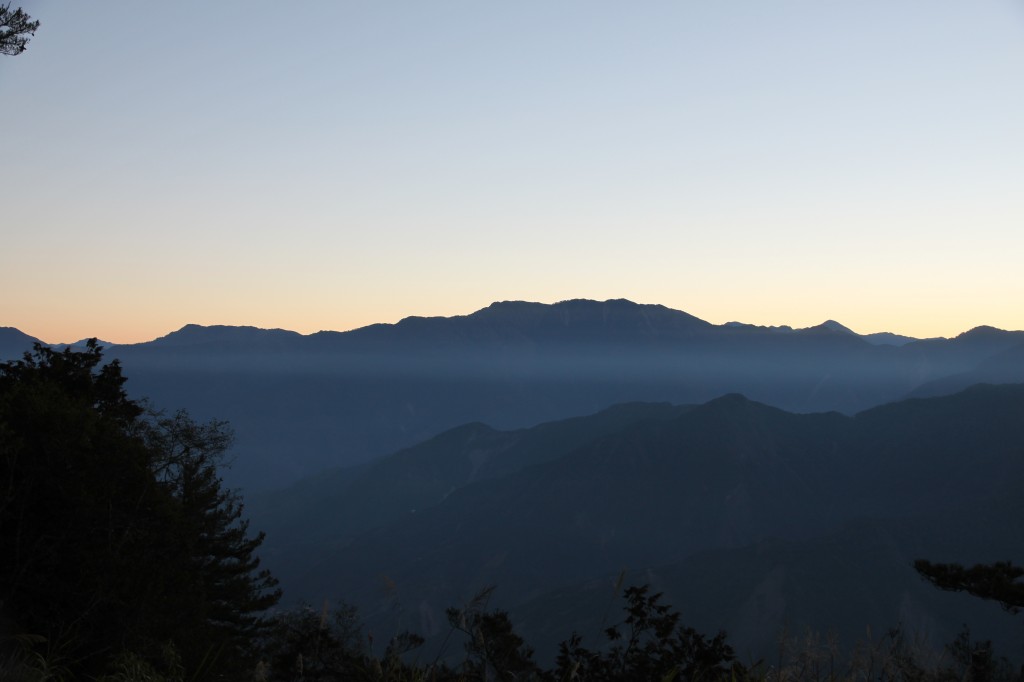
4 299 1024 492
261 383 1024 664
18 298 1018 347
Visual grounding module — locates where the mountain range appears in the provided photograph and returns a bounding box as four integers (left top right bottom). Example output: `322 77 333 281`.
249 384 1024 664
3 299 1024 491
6 300 1024 663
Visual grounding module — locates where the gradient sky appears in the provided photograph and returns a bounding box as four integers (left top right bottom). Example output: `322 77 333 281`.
3 1 1023 344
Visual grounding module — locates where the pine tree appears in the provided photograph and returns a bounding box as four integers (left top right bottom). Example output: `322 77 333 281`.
914 559 1024 614
0 342 279 679
0 4 40 56
143 410 281 671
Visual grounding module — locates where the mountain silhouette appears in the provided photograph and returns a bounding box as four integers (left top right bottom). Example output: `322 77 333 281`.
258 384 1024 663
3 299 1022 491
0 327 43 360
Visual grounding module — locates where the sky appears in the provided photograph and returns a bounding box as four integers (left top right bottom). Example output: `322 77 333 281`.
2 1 1023 344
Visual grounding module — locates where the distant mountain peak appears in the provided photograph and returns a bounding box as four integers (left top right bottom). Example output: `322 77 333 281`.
466 298 712 332
0 327 45 361
704 392 753 406
61 338 117 350
722 319 920 346
697 392 790 414
957 325 1007 339
556 297 641 307
0 327 42 342
815 320 856 335
862 331 922 347
474 300 549 315
146 323 302 348
478 298 646 314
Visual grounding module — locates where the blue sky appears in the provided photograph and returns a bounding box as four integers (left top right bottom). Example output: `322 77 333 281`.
2 1 1023 343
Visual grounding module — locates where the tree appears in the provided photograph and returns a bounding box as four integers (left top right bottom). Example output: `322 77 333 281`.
140 409 282 672
444 586 542 681
257 602 368 681
914 560 1024 614
0 341 279 679
0 341 154 667
554 585 744 682
0 4 38 56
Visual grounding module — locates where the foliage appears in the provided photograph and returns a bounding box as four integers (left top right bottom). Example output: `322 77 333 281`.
0 633 73 682
762 623 1022 682
554 584 743 682
254 600 432 681
139 409 281 670
939 625 1018 682
0 342 279 679
253 585 744 681
444 586 543 681
250 583 1024 682
95 644 186 682
914 560 1024 614
257 602 366 680
913 558 1024 682
0 3 38 55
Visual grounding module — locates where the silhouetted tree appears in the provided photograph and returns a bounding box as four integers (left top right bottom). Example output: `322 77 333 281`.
257 602 366 681
941 625 1019 682
445 587 542 681
0 341 279 679
139 410 281 672
914 560 1024 614
256 601 431 681
0 4 38 55
555 585 744 682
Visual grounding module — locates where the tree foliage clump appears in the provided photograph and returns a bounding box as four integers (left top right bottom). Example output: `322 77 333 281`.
252 584 744 681
554 585 743 682
444 586 543 681
0 342 279 679
914 560 1024 614
257 601 369 681
0 4 38 56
